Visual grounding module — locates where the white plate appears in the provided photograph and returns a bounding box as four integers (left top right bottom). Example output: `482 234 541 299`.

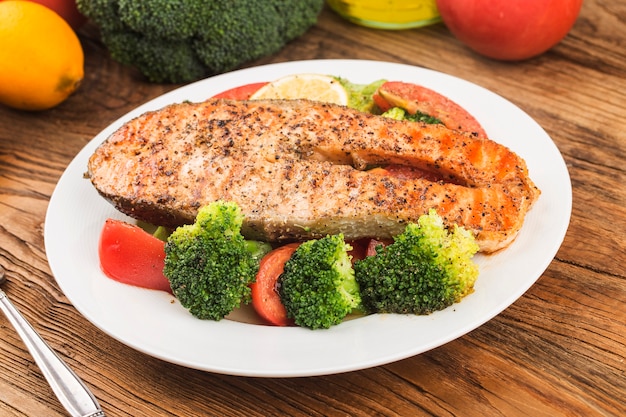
44 60 571 377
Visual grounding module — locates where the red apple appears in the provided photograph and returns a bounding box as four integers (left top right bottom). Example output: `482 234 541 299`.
3 0 87 30
435 0 583 61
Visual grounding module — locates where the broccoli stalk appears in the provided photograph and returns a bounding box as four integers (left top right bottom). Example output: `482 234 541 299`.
354 210 479 315
163 201 271 320
278 235 362 330
76 0 325 83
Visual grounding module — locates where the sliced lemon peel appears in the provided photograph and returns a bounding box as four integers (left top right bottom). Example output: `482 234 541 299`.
250 73 349 106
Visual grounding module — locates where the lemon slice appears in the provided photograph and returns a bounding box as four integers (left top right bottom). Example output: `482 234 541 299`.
249 73 349 105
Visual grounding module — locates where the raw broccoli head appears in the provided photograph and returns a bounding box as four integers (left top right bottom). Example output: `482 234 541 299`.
354 210 479 315
278 235 361 330
164 201 271 320
76 0 325 83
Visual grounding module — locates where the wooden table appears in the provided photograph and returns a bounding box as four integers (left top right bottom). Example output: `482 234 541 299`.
1 2 624 416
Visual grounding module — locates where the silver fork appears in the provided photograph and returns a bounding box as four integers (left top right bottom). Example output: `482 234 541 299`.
0 264 106 417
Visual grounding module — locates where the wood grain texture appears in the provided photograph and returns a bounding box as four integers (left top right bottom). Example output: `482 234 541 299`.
1 2 624 416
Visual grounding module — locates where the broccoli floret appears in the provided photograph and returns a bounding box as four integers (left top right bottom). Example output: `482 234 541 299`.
76 0 325 83
354 210 479 315
382 106 443 125
163 201 271 320
278 235 361 329
380 107 406 120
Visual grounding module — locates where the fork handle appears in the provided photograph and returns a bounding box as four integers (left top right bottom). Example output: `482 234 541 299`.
0 290 105 417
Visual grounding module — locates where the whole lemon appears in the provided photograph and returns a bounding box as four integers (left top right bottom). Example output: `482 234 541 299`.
0 0 84 111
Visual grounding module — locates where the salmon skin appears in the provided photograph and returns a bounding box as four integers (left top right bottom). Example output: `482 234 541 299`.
87 98 540 253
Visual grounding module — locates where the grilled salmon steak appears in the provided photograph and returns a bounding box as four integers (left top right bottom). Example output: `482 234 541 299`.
87 98 540 252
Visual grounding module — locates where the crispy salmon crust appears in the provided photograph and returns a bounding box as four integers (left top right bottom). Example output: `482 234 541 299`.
87 98 540 252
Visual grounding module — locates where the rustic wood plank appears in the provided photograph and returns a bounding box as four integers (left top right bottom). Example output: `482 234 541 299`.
0 2 624 416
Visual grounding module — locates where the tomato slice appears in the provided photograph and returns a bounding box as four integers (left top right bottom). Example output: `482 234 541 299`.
98 219 172 293
373 81 487 137
212 82 268 100
250 243 300 326
372 91 394 113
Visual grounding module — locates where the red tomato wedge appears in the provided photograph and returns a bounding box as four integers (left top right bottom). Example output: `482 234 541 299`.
347 239 369 263
211 82 268 100
250 243 300 326
350 238 392 258
98 219 172 293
